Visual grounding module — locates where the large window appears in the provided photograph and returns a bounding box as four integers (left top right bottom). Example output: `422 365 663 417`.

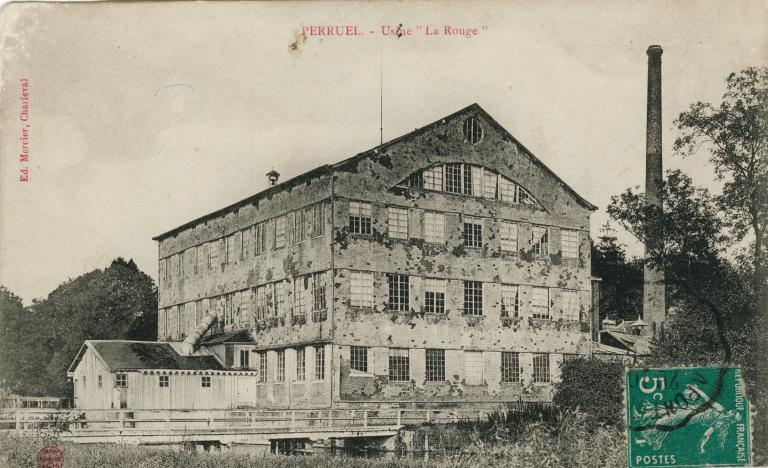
463 281 483 316
533 353 550 383
349 201 372 235
423 212 445 243
312 272 327 311
296 348 305 381
425 349 446 382
350 346 368 373
254 222 266 255
389 348 410 382
562 290 580 321
239 349 250 368
387 274 409 311
463 351 483 385
424 279 446 314
423 165 443 191
315 346 325 380
225 234 235 264
255 284 274 321
275 281 289 317
293 209 305 244
350 272 374 308
276 350 286 382
531 287 550 319
388 207 409 239
501 352 520 383
463 219 483 248
531 226 549 255
445 163 462 193
501 285 520 318
258 352 267 383
275 216 287 249
500 221 518 252
561 229 579 258
293 278 307 319
310 203 325 237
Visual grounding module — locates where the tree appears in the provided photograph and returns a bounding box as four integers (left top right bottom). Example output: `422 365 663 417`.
0 258 157 397
673 67 768 298
590 223 643 321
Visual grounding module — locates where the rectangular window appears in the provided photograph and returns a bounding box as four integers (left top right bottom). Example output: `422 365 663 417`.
274 216 287 249
498 177 516 202
159 375 169 388
563 290 580 321
97 375 102 389
463 164 473 195
561 229 579 258
296 348 305 381
350 272 374 308
311 203 325 237
315 346 325 380
531 226 549 255
387 207 408 239
202 376 211 388
294 209 305 244
406 171 423 188
501 352 520 383
471 166 485 197
276 350 285 382
275 281 288 317
255 284 274 321
225 234 235 264
388 348 410 382
463 219 483 248
533 353 550 383
240 229 248 260
349 201 372 235
312 272 327 311
425 349 445 382
208 241 217 269
423 212 445 243
177 253 183 278
463 351 483 385
387 274 409 311
501 285 520 318
254 223 265 255
463 280 483 316
482 170 497 199
116 373 127 388
350 346 368 373
445 163 462 193
239 349 250 368
424 165 443 191
259 352 267 383
192 247 198 274
293 278 307 319
500 221 518 252
532 287 550 319
424 279 446 314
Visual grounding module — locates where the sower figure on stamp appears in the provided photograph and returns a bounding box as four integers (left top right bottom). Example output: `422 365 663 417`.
632 384 742 454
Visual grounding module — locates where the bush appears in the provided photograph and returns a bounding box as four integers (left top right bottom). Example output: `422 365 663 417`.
552 357 624 427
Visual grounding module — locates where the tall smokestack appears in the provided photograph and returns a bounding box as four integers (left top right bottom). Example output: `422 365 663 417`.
643 45 665 336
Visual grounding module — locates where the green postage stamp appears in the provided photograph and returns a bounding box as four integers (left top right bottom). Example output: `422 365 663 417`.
625 367 751 467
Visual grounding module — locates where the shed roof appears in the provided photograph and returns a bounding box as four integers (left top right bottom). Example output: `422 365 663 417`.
68 341 224 375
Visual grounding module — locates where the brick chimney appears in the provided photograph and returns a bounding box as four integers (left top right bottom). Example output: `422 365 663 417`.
643 45 666 336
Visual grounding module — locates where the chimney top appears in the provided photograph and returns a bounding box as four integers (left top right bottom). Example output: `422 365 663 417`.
647 45 663 56
266 169 280 186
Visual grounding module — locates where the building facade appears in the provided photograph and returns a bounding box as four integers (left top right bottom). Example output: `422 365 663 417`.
153 104 597 409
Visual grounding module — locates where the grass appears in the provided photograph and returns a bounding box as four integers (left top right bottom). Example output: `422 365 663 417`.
0 408 626 468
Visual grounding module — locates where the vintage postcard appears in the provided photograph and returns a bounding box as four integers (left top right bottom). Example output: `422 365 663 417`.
0 1 765 467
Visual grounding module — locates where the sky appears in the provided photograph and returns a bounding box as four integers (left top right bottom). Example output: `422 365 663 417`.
0 1 766 305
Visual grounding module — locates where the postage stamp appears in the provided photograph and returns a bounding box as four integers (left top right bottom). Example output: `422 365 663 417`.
625 367 752 467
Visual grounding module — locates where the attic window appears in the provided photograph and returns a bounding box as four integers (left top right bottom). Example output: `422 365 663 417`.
463 117 483 144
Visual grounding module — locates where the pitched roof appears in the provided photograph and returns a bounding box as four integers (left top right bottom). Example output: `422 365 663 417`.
200 329 253 346
153 103 597 241
69 341 224 373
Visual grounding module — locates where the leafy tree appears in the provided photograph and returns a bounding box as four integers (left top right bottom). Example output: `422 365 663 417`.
673 67 767 297
591 224 643 321
0 258 157 397
552 357 624 427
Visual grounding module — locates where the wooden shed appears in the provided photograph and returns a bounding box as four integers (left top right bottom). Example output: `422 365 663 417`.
67 340 259 410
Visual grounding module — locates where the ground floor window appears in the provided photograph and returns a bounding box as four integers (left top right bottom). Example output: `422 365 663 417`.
425 349 445 382
389 348 410 382
315 346 325 380
159 375 169 388
501 352 520 383
201 376 211 388
277 350 286 382
115 373 127 388
533 353 550 383
350 346 368 373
